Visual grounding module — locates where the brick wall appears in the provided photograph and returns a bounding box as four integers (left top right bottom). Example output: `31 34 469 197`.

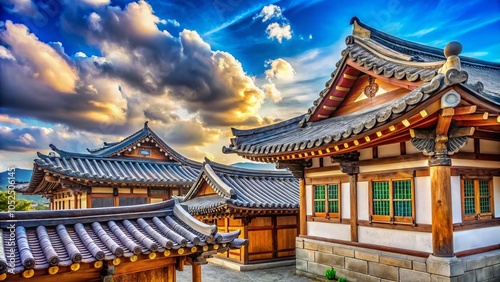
296 237 500 282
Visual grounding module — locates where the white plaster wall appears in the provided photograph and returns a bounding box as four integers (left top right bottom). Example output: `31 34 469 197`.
358 226 432 252
378 143 400 158
495 177 500 218
415 176 431 224
405 141 420 154
480 139 500 154
341 182 350 218
454 226 500 252
360 160 428 173
357 181 369 221
460 138 475 153
452 159 500 168
359 148 372 160
307 222 351 241
306 185 313 215
451 176 462 224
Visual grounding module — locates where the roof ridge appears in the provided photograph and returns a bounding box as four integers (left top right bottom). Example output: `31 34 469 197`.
351 17 500 70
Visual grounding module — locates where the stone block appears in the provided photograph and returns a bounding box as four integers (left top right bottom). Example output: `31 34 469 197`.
347 270 382 282
426 255 464 277
334 247 355 257
494 264 500 277
345 257 368 274
304 241 318 250
316 244 334 254
307 261 330 277
296 248 314 261
466 257 486 271
380 255 412 269
399 268 431 282
296 259 307 272
430 274 464 282
413 261 427 272
462 270 476 282
356 250 380 262
484 253 500 267
315 252 344 268
369 262 399 281
476 265 494 281
296 239 304 249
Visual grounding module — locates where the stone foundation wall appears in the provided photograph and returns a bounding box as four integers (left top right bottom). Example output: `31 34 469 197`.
296 237 500 282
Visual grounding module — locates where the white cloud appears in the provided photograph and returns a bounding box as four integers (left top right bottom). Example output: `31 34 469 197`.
266 23 292 43
75 51 87 58
407 27 437 37
0 114 27 126
262 83 282 102
309 34 313 39
80 0 110 6
0 21 78 93
0 45 15 60
167 19 180 27
254 4 283 22
0 0 39 17
265 58 295 81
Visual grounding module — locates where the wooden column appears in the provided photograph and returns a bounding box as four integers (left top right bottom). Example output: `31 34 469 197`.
299 178 307 235
191 263 201 282
429 155 454 257
349 174 358 242
332 152 360 242
167 265 176 282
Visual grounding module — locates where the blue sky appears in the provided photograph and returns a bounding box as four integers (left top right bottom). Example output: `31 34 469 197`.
0 0 499 170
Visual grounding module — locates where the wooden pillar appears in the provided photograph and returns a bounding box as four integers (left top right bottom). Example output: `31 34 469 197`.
350 174 358 242
191 263 201 282
429 155 454 257
167 265 176 282
299 178 307 235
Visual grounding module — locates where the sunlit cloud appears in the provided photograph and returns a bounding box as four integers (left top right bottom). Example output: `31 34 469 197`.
266 22 292 43
265 58 296 81
0 114 27 126
254 4 283 22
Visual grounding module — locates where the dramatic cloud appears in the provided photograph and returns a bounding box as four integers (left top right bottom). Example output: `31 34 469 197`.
265 58 295 81
0 114 27 126
262 83 282 102
0 0 39 17
265 22 292 43
254 4 283 22
0 21 78 93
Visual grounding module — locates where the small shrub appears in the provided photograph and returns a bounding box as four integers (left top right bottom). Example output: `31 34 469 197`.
324 267 336 280
338 278 348 282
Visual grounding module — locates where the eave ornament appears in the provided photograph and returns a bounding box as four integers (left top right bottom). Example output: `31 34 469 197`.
331 151 360 175
276 160 312 178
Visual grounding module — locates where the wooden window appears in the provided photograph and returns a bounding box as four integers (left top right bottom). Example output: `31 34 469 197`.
313 184 340 218
461 178 494 221
91 197 114 208
119 197 147 206
369 179 414 224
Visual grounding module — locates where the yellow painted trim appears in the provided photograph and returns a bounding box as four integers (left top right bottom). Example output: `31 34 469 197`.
164 250 171 257
334 146 340 151
113 258 121 266
329 96 344 101
149 253 157 259
336 86 350 92
70 263 80 272
48 266 59 275
22 270 34 278
376 131 383 137
402 119 411 127
322 105 336 111
343 143 349 148
94 261 103 268
343 73 357 80
130 256 138 262
420 110 428 118
365 136 371 142
389 125 396 131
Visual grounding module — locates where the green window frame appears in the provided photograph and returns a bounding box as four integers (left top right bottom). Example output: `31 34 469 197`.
313 183 340 218
370 179 414 224
461 178 493 221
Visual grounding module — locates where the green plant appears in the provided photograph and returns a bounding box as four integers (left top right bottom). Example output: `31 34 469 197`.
324 267 336 280
338 278 348 282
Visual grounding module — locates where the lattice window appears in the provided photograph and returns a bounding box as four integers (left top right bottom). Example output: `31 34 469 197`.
462 178 493 221
313 183 340 218
370 179 414 224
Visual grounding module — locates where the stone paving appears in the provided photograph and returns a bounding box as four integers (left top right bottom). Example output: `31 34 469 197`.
177 264 315 282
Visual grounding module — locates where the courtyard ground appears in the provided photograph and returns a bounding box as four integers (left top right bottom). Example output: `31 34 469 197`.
176 264 315 282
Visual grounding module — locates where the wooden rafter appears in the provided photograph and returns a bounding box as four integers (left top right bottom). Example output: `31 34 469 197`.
436 108 454 136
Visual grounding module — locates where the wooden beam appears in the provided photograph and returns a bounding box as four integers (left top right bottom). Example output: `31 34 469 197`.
430 163 454 257
299 178 307 236
453 112 489 121
455 117 500 127
436 110 453 136
454 105 477 115
350 174 358 242
449 127 475 138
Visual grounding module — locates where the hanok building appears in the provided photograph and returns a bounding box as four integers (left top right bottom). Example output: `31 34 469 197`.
223 17 500 282
20 122 201 210
0 199 247 282
181 159 299 266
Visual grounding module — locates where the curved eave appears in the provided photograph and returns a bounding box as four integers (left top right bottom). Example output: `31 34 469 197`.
232 91 445 162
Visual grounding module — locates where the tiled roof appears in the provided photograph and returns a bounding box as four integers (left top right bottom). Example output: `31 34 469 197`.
223 17 500 159
182 160 299 215
223 74 443 157
0 199 247 275
78 122 200 167
23 152 200 193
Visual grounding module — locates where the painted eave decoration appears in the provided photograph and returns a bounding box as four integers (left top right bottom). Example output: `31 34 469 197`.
181 159 299 216
0 199 248 279
222 17 500 162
